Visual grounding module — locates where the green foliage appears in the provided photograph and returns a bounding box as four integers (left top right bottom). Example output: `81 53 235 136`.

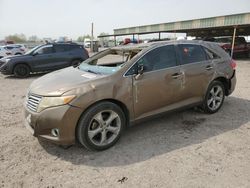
5 34 27 43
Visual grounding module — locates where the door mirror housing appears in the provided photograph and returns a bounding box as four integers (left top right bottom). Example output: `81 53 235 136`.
135 64 144 80
32 52 38 56
137 64 144 75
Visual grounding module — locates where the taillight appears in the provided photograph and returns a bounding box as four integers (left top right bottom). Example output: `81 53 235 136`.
230 59 236 70
6 52 11 55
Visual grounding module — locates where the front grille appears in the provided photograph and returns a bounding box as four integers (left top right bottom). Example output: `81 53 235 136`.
26 94 42 112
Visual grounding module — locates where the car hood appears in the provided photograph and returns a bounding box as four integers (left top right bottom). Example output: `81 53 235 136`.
29 67 104 96
1 54 31 61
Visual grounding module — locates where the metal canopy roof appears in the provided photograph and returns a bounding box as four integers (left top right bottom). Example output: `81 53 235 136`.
98 12 250 38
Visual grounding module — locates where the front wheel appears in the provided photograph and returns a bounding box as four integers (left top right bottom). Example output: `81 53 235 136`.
13 64 30 78
203 81 225 114
77 102 126 151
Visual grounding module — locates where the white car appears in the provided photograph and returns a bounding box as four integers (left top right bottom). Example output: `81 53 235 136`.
4 44 27 55
0 46 12 59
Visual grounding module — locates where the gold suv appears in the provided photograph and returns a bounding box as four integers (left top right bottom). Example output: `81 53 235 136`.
24 41 236 150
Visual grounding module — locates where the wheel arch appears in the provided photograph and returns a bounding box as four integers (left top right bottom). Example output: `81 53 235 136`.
71 58 83 63
75 98 130 134
12 62 32 74
213 77 230 96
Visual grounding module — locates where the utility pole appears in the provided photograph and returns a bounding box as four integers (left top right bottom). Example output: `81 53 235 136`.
91 22 94 53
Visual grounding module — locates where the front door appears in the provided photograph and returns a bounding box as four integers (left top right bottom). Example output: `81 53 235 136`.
32 44 57 71
130 45 182 119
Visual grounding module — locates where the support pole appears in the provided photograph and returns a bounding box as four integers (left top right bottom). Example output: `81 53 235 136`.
91 22 94 53
159 32 161 40
114 36 116 46
132 34 135 42
231 27 237 58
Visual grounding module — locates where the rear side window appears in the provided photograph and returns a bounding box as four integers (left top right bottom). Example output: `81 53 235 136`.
203 47 220 59
178 44 207 64
55 45 80 52
5 46 14 50
55 45 67 52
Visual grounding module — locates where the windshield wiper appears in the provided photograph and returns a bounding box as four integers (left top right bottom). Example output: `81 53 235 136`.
86 69 100 74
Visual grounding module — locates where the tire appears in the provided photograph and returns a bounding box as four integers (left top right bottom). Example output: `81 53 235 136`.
203 81 225 114
13 64 30 78
15 53 22 55
77 101 126 151
71 59 82 67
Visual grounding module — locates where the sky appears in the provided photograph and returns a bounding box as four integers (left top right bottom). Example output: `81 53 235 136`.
0 0 250 40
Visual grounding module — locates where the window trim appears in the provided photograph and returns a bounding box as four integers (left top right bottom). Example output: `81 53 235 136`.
202 46 221 60
124 44 178 77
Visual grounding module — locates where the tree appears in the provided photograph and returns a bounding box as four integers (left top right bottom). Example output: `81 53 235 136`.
5 34 27 43
28 35 39 42
77 35 91 42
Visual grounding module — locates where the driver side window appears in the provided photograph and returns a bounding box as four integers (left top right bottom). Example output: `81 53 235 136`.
35 45 54 55
126 45 177 75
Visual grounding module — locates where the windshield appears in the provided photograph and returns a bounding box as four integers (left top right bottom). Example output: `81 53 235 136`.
79 49 140 75
25 45 42 55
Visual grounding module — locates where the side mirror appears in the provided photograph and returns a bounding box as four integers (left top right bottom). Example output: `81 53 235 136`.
137 64 144 75
32 52 38 56
135 64 144 80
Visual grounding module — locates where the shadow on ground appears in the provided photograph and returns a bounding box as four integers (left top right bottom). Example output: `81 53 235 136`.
39 96 250 167
3 72 48 79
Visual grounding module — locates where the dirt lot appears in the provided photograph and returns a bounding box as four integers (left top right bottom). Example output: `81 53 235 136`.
0 60 250 188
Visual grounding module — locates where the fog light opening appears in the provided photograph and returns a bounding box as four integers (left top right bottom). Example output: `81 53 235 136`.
51 128 59 137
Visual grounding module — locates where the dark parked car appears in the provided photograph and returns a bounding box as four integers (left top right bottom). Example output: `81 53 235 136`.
24 40 236 151
0 43 89 77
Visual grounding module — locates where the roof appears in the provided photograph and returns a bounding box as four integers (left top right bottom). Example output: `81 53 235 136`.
99 12 250 38
110 40 216 51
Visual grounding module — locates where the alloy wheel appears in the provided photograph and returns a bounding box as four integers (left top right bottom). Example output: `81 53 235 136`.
87 110 121 146
207 85 223 111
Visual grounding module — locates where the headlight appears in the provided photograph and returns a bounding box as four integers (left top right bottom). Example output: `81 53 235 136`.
37 95 76 112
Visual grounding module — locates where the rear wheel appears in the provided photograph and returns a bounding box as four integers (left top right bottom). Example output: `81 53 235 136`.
13 64 30 78
203 81 225 114
71 59 82 67
77 102 126 151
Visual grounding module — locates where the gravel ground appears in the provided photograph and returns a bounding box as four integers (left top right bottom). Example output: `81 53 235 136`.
0 60 250 188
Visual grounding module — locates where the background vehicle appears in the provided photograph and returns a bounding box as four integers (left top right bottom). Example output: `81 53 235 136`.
0 46 12 59
84 38 91 48
4 44 27 55
23 41 236 151
203 36 250 57
122 38 142 45
0 42 89 77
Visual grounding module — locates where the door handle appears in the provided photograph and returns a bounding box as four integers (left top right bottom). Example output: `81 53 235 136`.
171 72 182 79
206 65 213 70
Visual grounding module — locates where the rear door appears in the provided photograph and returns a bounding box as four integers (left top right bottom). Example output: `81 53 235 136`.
176 44 215 104
128 45 182 119
53 45 73 68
